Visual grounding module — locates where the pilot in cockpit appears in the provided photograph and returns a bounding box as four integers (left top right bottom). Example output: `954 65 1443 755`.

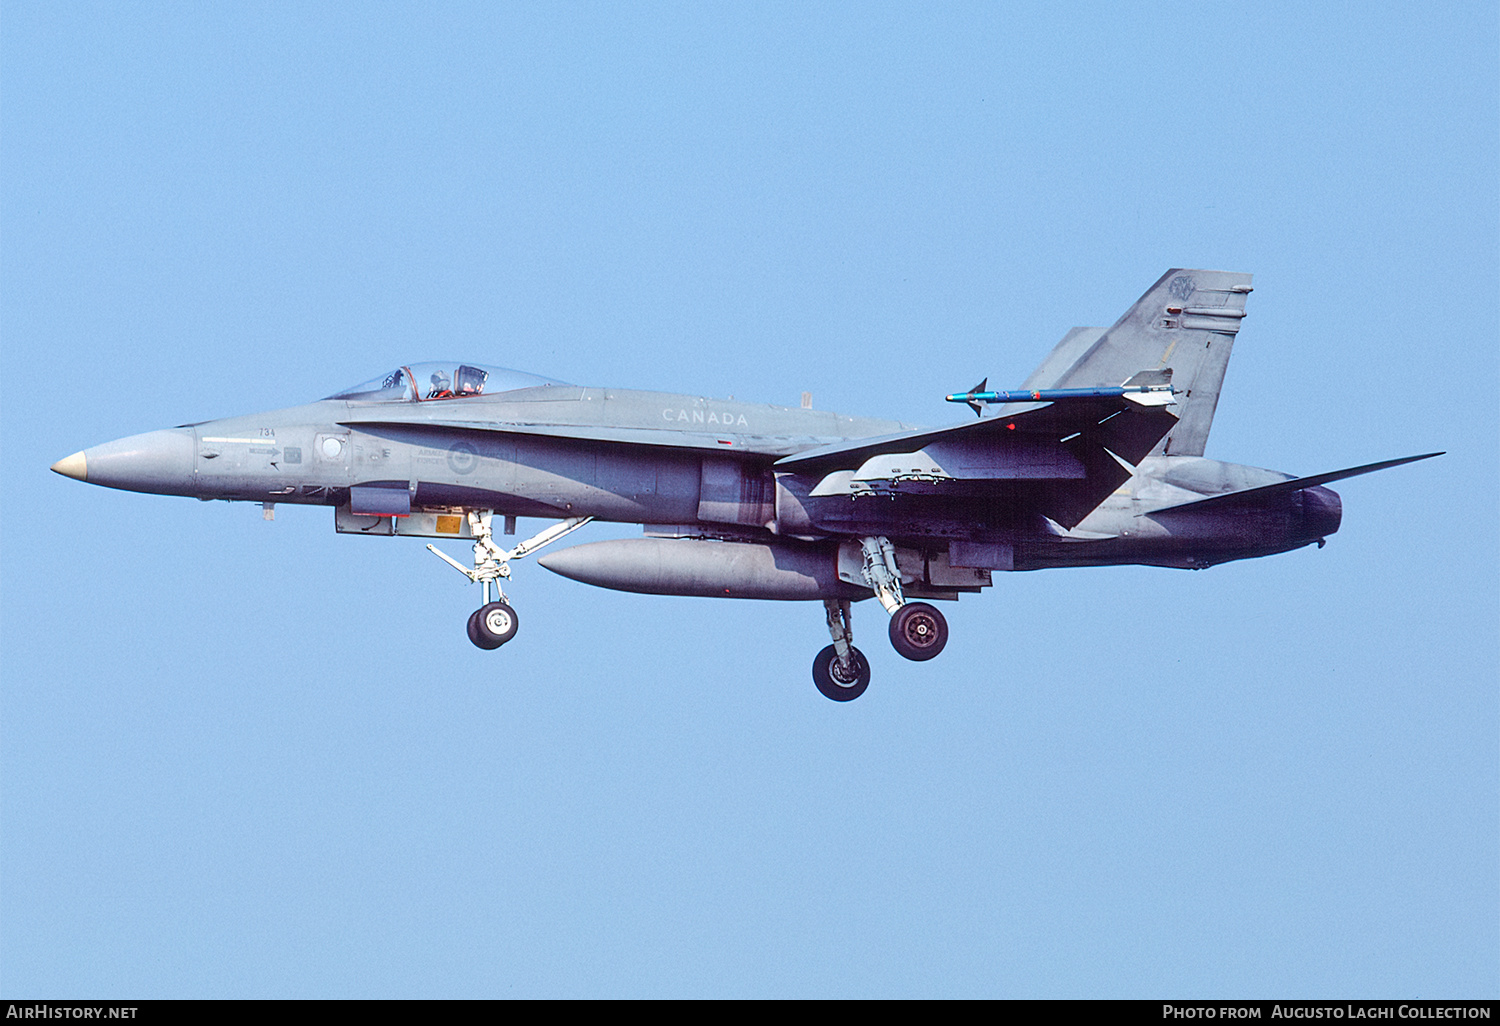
427 371 454 400
456 365 488 396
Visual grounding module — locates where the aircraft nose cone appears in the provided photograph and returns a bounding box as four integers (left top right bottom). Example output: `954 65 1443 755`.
1301 485 1343 540
51 451 88 481
63 428 197 495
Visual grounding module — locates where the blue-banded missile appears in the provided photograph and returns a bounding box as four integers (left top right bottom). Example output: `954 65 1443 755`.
945 384 1176 406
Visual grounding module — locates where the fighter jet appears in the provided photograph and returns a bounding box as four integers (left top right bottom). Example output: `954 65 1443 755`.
52 269 1439 701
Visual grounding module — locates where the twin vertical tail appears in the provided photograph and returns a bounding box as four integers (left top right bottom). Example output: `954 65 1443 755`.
1016 269 1253 456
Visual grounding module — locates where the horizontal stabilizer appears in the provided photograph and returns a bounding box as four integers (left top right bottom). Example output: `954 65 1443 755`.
1142 452 1443 516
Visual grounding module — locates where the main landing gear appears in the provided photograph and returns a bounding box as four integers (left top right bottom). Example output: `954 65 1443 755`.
427 511 592 650
810 536 950 701
815 600 870 701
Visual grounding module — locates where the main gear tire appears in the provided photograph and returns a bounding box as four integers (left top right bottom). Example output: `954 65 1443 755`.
889 602 948 661
812 644 871 702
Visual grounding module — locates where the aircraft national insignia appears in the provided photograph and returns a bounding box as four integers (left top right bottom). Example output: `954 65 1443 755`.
447 442 478 475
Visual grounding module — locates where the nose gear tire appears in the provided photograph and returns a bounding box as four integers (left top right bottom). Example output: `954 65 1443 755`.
467 609 501 649
468 601 519 649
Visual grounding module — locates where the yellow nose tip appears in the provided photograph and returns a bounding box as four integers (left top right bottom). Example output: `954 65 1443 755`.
51 451 87 481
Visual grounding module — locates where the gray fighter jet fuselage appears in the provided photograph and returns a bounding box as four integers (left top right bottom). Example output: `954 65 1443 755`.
52 270 1439 701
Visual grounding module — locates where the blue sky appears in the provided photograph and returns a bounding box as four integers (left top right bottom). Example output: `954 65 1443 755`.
2 1 1495 998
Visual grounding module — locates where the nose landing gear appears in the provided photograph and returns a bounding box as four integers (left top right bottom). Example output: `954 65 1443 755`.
428 511 591 649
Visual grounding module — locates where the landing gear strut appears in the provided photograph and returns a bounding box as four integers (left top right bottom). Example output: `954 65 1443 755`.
858 535 949 662
808 537 952 702
814 599 870 701
428 511 591 650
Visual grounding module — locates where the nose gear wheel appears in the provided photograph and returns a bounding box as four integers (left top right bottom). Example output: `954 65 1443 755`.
469 601 519 649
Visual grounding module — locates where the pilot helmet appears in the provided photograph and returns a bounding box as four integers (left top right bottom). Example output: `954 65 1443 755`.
430 371 451 391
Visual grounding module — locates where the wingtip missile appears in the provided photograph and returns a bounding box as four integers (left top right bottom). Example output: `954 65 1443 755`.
946 383 1177 407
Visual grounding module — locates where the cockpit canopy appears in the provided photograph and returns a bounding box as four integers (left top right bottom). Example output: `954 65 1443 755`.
327 362 566 402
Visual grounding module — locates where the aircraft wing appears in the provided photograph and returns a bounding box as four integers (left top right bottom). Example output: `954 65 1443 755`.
337 416 834 457
777 397 1180 528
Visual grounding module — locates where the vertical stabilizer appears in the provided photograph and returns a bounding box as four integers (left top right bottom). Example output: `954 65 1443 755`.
1021 326 1106 391
1023 269 1252 456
